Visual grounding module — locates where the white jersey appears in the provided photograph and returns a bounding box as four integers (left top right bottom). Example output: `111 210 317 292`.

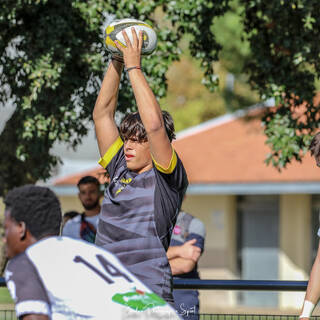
5 237 180 320
62 214 99 240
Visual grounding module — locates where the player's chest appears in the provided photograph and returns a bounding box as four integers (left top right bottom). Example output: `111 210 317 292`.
108 169 155 199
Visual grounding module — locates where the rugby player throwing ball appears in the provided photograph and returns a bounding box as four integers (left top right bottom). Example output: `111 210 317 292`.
93 27 188 304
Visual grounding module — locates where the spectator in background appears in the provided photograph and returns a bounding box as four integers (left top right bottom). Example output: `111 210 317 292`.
62 210 79 228
62 176 101 243
300 132 320 319
167 210 206 320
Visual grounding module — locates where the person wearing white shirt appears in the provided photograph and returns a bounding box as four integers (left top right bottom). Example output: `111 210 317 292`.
62 175 101 243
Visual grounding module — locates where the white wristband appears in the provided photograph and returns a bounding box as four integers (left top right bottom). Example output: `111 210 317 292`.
300 300 315 318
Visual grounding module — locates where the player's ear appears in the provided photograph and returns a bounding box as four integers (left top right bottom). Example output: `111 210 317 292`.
19 221 27 241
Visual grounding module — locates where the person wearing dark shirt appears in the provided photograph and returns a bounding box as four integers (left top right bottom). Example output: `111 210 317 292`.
93 27 188 304
168 211 205 319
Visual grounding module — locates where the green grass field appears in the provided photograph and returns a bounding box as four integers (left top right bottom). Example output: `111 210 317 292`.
0 288 13 305
0 288 15 320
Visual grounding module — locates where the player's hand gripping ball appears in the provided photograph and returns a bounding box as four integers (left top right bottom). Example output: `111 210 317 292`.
105 18 157 55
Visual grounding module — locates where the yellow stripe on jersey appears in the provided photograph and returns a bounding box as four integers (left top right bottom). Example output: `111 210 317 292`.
98 136 123 169
152 147 177 174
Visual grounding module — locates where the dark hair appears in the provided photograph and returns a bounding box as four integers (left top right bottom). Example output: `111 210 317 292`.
119 110 176 143
309 132 320 166
4 185 62 239
77 176 100 189
63 211 79 220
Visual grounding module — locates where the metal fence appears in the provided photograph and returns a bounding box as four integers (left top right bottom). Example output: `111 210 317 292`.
199 316 319 320
1 312 317 320
0 311 15 320
173 279 308 291
0 277 310 290
0 277 312 320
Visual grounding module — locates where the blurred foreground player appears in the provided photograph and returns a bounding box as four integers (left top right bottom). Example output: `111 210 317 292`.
3 185 180 320
300 132 320 319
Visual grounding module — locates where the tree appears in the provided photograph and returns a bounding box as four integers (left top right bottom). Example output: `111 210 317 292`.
241 0 320 168
0 0 229 196
162 0 260 131
1 0 320 196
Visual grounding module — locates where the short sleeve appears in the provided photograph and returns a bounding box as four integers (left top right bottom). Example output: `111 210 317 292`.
186 218 206 252
98 136 126 180
152 147 178 174
154 150 188 193
5 253 51 318
62 217 81 239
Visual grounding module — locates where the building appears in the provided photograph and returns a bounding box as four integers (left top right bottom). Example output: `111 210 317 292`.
172 106 320 312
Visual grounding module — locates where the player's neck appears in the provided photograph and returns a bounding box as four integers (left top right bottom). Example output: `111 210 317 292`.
84 206 101 217
134 162 153 174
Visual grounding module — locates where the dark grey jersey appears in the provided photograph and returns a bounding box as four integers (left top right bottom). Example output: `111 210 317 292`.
96 137 188 302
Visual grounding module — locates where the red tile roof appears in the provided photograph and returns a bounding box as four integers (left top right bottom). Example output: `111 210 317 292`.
53 167 108 186
173 107 320 183
53 106 320 186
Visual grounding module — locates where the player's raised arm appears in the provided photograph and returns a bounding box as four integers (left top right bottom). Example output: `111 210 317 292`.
115 28 173 170
93 58 124 157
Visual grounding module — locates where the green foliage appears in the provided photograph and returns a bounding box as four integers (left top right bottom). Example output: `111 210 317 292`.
0 288 13 305
1 0 320 194
162 0 230 91
212 0 251 76
241 0 320 168
0 0 230 195
0 0 105 195
162 3 260 129
161 53 225 131
161 53 259 131
264 109 312 169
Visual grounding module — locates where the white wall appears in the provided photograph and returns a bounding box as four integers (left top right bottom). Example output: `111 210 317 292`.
182 194 238 312
279 194 311 309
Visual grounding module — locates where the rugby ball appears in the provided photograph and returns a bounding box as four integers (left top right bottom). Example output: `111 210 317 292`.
105 18 157 55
